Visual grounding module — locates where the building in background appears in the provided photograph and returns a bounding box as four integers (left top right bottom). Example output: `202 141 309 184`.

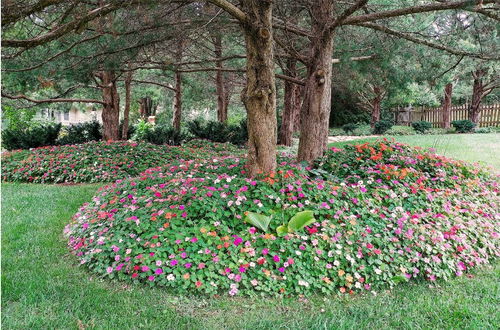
36 107 102 125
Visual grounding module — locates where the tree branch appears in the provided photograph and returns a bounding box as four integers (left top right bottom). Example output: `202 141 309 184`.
329 0 369 30
342 0 497 25
207 0 247 24
1 91 105 104
356 22 499 60
130 79 176 91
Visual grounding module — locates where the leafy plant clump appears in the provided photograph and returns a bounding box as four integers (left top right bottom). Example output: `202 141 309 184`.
1 122 62 150
65 141 499 296
1 140 242 183
411 121 432 134
57 120 102 145
451 120 475 133
373 120 393 134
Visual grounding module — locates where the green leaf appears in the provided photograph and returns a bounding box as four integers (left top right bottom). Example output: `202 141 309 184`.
276 225 288 237
391 275 408 284
244 212 271 232
287 210 315 232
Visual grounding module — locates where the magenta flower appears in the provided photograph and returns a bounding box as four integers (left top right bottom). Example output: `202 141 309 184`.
185 263 192 269
170 259 178 266
262 248 269 255
141 266 149 272
278 267 285 273
273 255 280 262
148 276 155 281
233 236 243 246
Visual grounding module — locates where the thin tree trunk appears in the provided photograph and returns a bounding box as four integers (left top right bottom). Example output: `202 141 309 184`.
100 70 120 141
370 86 383 129
297 0 334 163
279 59 301 146
469 69 485 124
442 82 452 129
172 71 182 131
122 70 132 140
241 0 276 176
214 34 228 123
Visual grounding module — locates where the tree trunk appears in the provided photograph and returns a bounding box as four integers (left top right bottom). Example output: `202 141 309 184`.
139 97 153 119
370 86 383 129
122 70 132 140
100 70 120 141
297 0 334 163
442 82 452 129
241 0 276 176
469 69 485 125
214 34 228 123
172 71 182 131
279 59 301 146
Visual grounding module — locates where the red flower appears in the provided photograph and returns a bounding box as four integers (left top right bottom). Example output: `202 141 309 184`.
306 226 318 234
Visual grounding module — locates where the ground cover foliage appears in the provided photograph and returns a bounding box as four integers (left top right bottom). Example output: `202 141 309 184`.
1 140 242 183
63 140 499 296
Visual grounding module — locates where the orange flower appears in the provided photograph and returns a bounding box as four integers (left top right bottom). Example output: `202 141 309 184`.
151 216 157 221
183 273 190 280
338 270 345 276
163 222 170 228
339 287 346 293
200 227 207 234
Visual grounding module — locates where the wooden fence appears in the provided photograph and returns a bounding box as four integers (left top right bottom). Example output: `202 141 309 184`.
393 103 500 128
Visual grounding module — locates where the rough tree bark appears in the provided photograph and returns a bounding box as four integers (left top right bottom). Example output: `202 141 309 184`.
213 34 228 122
172 71 182 130
241 0 276 176
279 59 301 146
122 70 132 140
370 86 383 129
469 69 486 124
139 97 154 119
172 40 183 131
442 82 452 129
297 0 334 163
100 70 121 141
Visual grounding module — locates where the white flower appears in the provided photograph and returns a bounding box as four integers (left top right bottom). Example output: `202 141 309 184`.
167 274 175 281
375 268 382 275
334 260 340 267
298 280 310 287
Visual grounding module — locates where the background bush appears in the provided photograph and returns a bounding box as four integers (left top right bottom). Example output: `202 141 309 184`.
451 120 475 133
1 122 62 150
411 121 432 134
188 119 248 145
385 125 415 136
143 125 188 146
342 123 359 135
57 121 102 145
373 120 393 134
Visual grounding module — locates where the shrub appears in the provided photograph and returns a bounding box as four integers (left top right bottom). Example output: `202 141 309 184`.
411 121 432 134
372 120 393 134
64 141 498 296
143 125 189 146
187 119 248 146
57 121 102 145
131 120 155 142
451 120 475 133
1 122 62 150
385 125 415 136
342 123 359 135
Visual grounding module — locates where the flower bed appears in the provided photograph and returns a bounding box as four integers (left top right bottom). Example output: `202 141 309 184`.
1 140 241 183
65 141 499 296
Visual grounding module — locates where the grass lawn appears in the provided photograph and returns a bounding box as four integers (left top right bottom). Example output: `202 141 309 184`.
2 134 500 329
328 133 500 170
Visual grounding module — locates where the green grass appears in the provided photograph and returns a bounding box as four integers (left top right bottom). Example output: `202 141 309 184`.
328 133 500 170
2 180 500 329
